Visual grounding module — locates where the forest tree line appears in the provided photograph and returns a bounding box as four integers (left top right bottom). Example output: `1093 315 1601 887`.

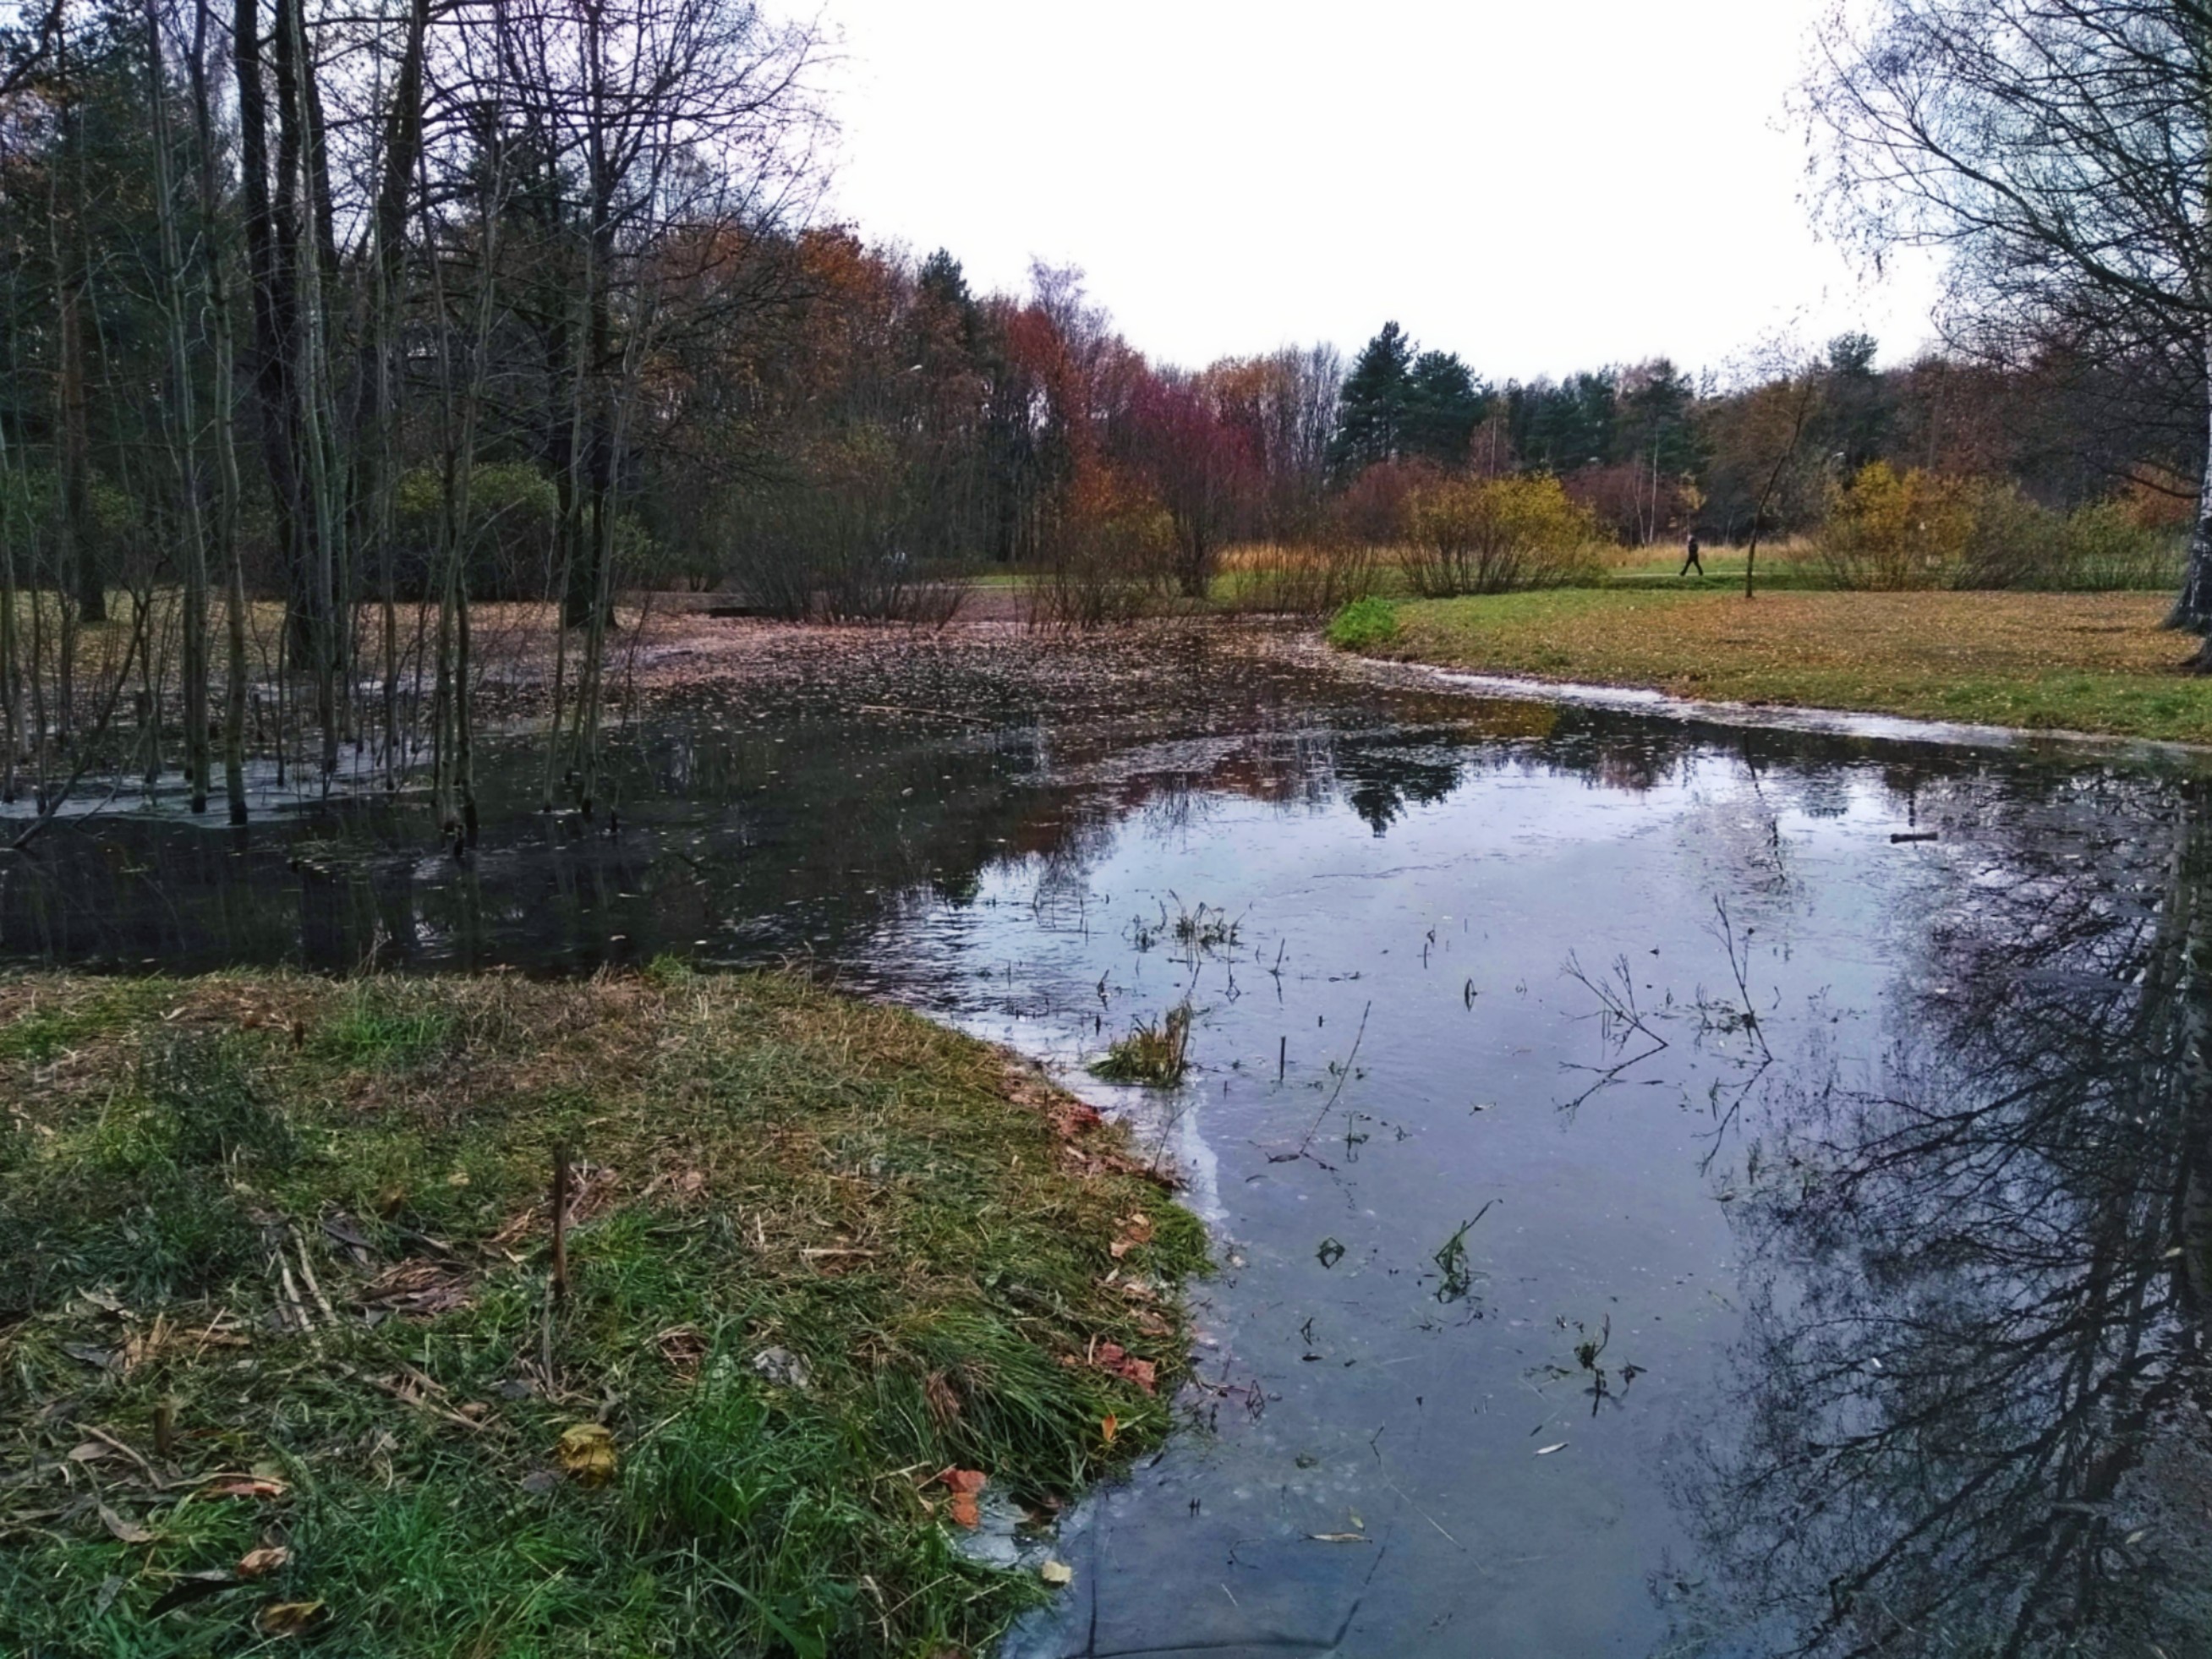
3 0 2209 835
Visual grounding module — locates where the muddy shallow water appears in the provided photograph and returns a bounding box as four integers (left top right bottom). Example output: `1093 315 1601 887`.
7 626 2210 1657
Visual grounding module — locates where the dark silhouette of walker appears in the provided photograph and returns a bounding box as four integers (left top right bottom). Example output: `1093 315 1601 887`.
1680 531 1704 577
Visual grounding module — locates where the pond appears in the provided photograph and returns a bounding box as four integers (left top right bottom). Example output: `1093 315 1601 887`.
6 627 2209 1656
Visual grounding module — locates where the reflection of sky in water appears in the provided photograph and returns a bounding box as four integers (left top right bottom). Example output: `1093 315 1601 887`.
5 675 2204 1656
854 751 1937 1656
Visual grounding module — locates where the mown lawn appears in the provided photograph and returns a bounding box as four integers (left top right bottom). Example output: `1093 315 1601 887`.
1351 588 2212 744
0 966 1202 1657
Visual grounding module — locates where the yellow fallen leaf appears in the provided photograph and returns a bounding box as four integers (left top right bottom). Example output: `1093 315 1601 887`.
257 1601 324 1637
556 1422 618 1487
1039 1559 1073 1586
1099 1413 1117 1446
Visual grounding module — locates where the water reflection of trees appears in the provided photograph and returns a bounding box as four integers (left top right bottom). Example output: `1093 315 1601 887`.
1671 775 2212 1657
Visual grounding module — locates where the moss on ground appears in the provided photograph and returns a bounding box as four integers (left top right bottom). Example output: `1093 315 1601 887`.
0 964 1203 1657
1358 588 2212 745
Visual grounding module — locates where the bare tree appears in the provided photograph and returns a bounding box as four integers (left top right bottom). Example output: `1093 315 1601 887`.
1806 0 2212 660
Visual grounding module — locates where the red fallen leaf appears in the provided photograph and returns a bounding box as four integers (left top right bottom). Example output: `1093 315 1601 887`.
1100 1414 1118 1445
1050 1103 1103 1138
1081 1342 1158 1393
934 1467 987 1528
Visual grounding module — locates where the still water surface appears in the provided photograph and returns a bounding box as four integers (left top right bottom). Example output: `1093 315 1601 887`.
6 636 2208 1656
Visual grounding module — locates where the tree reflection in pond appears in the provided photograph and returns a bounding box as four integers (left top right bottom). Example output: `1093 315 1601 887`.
1673 776 2212 1656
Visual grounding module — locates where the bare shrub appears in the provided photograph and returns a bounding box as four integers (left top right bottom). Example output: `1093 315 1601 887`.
724 441 966 626
1021 502 1171 631
1222 540 1382 616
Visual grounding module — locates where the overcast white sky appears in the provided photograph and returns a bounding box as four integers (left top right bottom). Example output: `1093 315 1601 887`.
817 0 1945 385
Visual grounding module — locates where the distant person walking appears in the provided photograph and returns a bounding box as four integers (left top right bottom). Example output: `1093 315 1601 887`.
1680 530 1704 578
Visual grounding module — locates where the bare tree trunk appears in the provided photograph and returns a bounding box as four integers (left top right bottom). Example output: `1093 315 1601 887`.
189 0 249 822
277 0 340 780
2167 331 2212 657
364 0 428 789
145 0 211 813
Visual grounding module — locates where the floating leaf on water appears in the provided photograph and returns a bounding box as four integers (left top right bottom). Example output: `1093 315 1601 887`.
1535 1442 1568 1456
1308 1532 1370 1543
1316 1237 1346 1269
556 1422 618 1487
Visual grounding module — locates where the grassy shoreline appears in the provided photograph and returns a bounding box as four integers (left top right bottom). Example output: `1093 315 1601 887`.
0 966 1202 1656
1339 588 2212 746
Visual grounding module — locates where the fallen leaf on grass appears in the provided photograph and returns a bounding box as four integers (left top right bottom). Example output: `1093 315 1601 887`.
238 1546 291 1579
556 1423 618 1488
1038 1560 1074 1586
97 1504 154 1544
257 1600 324 1637
1109 1212 1156 1259
654 1324 707 1377
67 1442 110 1463
1099 1414 1117 1446
934 1467 987 1528
357 1259 473 1318
1092 1343 1158 1393
200 1477 287 1500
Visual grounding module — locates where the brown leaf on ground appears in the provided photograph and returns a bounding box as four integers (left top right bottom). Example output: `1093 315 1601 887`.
97 1504 153 1544
237 1546 291 1579
200 1477 287 1500
654 1324 707 1377
1109 1213 1154 1260
923 1370 962 1427
357 1259 472 1318
1082 1342 1159 1394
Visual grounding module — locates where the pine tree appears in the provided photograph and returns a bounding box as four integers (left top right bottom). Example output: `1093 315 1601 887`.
1404 350 1486 466
1328 322 1415 478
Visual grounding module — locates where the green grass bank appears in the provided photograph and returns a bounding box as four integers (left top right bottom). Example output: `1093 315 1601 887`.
0 966 1202 1656
1336 588 2212 745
